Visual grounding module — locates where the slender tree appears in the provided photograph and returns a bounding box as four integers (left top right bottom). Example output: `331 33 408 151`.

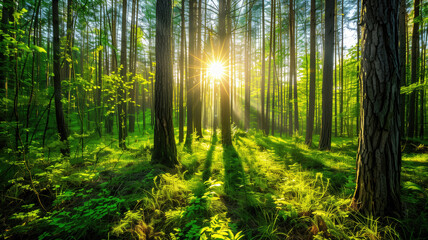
260 0 266 131
53 0 70 156
319 0 334 150
291 0 298 134
179 0 186 142
219 0 231 145
265 0 274 135
305 0 316 146
244 0 253 130
194 0 203 138
408 0 420 138
356 0 361 135
152 0 178 167
118 0 128 149
399 0 406 137
288 0 294 136
186 0 197 145
128 0 137 133
351 0 402 217
0 0 14 148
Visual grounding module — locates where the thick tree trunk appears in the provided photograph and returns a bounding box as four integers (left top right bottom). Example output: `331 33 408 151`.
319 0 334 150
53 0 70 156
152 0 178 167
351 0 402 218
305 0 316 146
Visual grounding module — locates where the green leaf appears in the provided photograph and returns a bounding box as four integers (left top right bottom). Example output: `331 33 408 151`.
403 181 424 192
30 44 46 53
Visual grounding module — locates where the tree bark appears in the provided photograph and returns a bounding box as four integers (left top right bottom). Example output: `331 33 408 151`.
244 0 253 130
0 0 14 148
179 0 186 142
291 0 298 134
219 0 231 145
260 0 265 131
53 0 70 156
399 0 406 137
194 0 203 138
186 0 197 145
408 0 420 138
152 0 178 167
265 0 274 135
305 0 316 146
118 0 128 149
128 0 137 133
351 0 402 218
319 0 334 150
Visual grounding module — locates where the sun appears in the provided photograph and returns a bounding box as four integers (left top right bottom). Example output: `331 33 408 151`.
207 61 225 79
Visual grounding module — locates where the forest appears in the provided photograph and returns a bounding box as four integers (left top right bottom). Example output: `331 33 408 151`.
0 0 427 239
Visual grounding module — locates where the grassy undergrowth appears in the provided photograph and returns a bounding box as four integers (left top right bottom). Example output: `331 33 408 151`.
1 126 427 239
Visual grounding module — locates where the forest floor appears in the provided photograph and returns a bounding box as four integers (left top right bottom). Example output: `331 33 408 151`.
1 125 427 239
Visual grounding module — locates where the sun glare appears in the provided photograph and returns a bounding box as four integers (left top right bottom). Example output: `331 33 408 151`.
207 61 225 79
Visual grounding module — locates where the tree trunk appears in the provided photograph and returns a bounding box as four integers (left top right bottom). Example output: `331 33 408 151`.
288 0 294 136
305 0 316 146
152 0 178 167
408 0 420 138
179 0 186 142
291 0 298 134
399 0 406 137
186 0 197 145
351 0 402 218
319 0 334 150
53 0 70 156
420 20 425 139
219 0 231 145
128 0 137 133
0 0 14 148
356 0 361 136
118 0 128 149
340 0 344 136
260 0 265 131
194 0 203 138
106 0 118 134
265 0 274 135
244 0 253 130
271 0 277 135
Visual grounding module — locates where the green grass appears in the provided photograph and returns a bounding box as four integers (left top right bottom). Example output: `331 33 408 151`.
1 114 427 239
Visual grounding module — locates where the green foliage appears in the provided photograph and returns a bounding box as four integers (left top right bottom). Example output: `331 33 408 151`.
2 126 427 239
200 215 245 240
40 191 124 239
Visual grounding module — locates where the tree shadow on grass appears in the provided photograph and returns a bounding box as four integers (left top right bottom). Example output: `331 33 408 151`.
222 145 266 227
202 134 218 182
222 145 246 197
254 135 356 193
